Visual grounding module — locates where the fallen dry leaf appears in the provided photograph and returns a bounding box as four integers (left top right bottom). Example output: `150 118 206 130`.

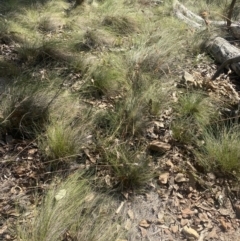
182 71 195 83
28 148 38 155
139 219 150 228
55 189 66 201
171 225 178 233
175 173 187 183
219 218 230 232
125 219 132 231
139 226 147 237
181 207 195 216
166 159 174 169
0 225 7 235
181 218 189 227
157 212 164 220
182 226 200 239
127 209 134 220
198 212 209 222
105 175 112 186
206 227 218 239
83 148 96 163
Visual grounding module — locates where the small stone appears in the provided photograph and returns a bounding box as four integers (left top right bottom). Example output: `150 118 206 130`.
159 172 169 184
148 141 171 153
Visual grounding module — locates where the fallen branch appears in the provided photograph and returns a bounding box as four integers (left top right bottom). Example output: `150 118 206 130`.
173 1 240 79
204 37 240 79
173 0 240 31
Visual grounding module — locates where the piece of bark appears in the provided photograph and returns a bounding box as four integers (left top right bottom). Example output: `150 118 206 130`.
204 37 240 79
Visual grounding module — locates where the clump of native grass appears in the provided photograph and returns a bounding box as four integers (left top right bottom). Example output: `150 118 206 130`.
17 171 125 241
102 14 138 35
38 15 66 33
0 80 51 139
80 52 129 98
42 120 79 162
126 17 190 78
95 95 148 138
171 92 219 144
0 19 23 44
39 93 93 163
3 0 68 40
72 29 117 52
195 123 240 176
96 141 153 192
0 59 19 78
17 40 71 66
94 77 170 138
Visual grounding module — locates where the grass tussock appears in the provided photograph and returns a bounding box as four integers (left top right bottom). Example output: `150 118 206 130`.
0 85 51 139
17 40 71 65
39 94 94 163
95 96 149 138
81 53 129 98
0 20 24 44
98 142 153 191
126 18 189 77
38 16 65 33
175 92 218 125
0 60 19 77
94 75 171 138
171 92 219 144
1 0 236 239
42 120 79 161
18 171 125 241
196 124 240 176
102 15 138 35
73 29 116 51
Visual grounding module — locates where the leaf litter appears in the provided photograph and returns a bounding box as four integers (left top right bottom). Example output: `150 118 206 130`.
2 33 240 241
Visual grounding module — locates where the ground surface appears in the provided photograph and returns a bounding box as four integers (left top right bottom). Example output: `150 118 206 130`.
1 0 240 241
